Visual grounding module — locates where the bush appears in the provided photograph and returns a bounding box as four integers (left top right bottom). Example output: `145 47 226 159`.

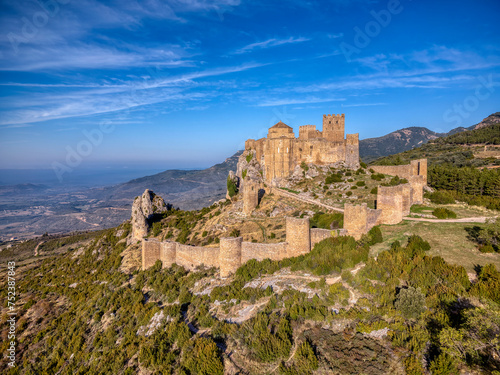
479 244 495 253
325 173 342 184
346 191 353 197
395 286 426 319
310 212 344 229
242 169 247 179
371 173 385 181
367 226 383 245
370 187 378 195
246 153 253 163
432 208 457 219
227 176 239 198
356 181 365 186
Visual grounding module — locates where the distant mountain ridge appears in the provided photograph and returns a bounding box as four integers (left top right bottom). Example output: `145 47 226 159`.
88 151 242 210
359 113 500 163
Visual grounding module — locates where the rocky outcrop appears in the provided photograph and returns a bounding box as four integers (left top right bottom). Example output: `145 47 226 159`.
473 112 500 130
131 189 168 240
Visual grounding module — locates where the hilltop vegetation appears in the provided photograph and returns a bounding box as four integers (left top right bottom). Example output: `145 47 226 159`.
1 217 499 374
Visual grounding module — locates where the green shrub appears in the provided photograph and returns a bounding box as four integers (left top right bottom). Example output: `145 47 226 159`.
242 169 247 179
432 208 457 219
370 187 378 194
325 173 342 184
310 212 344 229
367 226 383 245
371 173 385 181
356 181 365 186
351 186 357 190
227 176 239 198
346 191 353 197
479 244 495 253
382 176 408 186
301 161 309 171
395 286 426 319
246 153 253 163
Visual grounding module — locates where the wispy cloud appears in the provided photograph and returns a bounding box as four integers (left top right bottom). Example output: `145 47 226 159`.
0 62 268 126
233 37 310 55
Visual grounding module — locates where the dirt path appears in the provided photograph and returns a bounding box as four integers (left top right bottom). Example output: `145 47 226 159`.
403 216 497 223
272 187 344 213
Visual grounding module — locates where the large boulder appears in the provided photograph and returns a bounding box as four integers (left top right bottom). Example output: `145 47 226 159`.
131 189 168 240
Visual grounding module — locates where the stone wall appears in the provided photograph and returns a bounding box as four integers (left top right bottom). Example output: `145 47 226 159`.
142 217 330 277
241 242 287 263
371 159 427 182
310 228 333 247
160 241 176 268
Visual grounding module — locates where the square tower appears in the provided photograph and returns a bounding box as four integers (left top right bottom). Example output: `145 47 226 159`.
322 114 345 143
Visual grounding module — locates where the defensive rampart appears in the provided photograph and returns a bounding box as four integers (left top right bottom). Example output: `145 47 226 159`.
143 217 339 278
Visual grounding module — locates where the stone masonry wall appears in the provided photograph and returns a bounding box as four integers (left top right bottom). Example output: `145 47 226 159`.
241 242 287 263
160 241 176 269
176 244 219 271
310 228 333 247
370 164 412 180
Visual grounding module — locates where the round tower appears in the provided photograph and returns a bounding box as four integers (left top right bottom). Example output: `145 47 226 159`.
286 217 311 257
160 241 177 269
219 237 243 278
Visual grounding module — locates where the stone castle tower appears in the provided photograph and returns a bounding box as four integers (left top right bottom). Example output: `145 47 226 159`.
322 114 345 143
244 113 359 184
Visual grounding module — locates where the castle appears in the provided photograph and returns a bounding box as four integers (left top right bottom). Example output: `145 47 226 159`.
139 113 428 278
245 114 359 184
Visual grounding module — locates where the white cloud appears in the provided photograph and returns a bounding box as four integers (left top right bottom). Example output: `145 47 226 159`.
234 37 310 55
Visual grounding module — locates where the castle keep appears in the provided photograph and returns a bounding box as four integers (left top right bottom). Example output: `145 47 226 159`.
245 114 359 184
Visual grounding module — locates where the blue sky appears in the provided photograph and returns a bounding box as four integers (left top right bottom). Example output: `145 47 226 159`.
0 0 499 171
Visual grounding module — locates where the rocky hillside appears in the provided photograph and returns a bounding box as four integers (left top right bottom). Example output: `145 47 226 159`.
473 112 500 129
359 126 464 163
360 112 500 163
